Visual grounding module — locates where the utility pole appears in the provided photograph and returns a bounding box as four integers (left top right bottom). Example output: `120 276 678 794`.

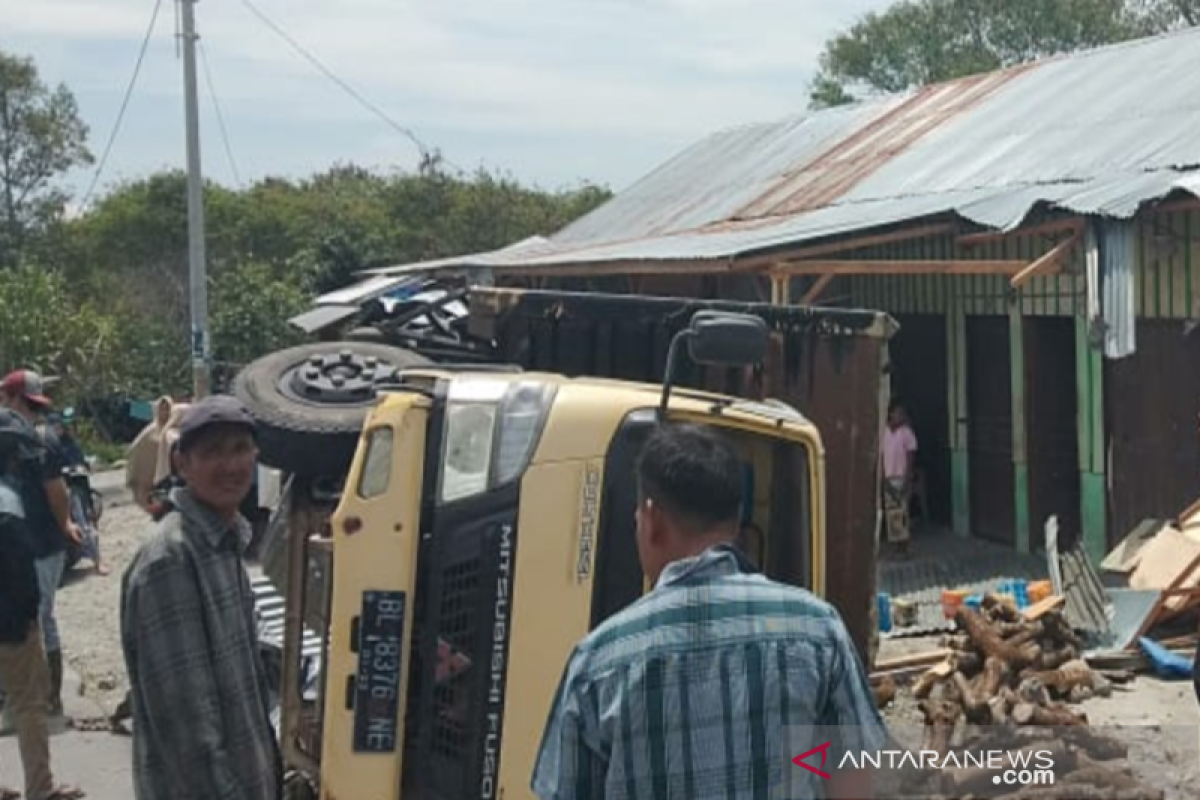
180 0 211 398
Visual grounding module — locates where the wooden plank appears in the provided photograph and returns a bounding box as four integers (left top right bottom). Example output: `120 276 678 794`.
772 259 1027 276
873 648 951 672
958 217 1085 247
757 222 958 263
1010 230 1083 288
1021 595 1066 620
486 257 742 278
801 274 836 304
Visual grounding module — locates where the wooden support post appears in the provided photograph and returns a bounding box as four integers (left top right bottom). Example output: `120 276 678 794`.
802 274 835 305
949 300 970 537
769 274 789 305
1075 315 1108 564
1010 299 1030 553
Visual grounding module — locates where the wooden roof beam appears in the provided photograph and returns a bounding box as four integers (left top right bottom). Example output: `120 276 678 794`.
772 259 1027 277
1010 230 1083 288
492 258 739 278
958 218 1085 247
750 222 958 266
801 274 836 305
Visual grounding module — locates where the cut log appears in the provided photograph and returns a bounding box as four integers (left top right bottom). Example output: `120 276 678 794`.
964 657 1010 723
1012 701 1088 726
912 661 954 699
917 699 960 753
1041 611 1083 649
1032 659 1113 699
1038 643 1078 671
1016 676 1051 706
955 607 1040 669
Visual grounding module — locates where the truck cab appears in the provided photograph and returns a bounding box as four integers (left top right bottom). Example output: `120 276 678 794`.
248 310 835 800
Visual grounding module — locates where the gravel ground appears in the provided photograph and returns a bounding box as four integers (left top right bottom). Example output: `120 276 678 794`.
55 496 148 716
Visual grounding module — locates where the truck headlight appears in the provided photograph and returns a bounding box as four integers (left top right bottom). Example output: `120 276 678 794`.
439 379 556 504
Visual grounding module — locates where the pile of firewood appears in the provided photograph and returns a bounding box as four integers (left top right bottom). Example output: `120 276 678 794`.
894 594 1162 799
913 595 1127 739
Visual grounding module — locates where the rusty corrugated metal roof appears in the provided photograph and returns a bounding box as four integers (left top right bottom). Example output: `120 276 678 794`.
364 26 1200 278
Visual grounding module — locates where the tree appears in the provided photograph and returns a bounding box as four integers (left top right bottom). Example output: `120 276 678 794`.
808 0 1196 108
1129 0 1200 28
0 49 92 266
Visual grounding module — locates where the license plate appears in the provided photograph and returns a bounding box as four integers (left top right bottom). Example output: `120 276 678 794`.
353 590 406 753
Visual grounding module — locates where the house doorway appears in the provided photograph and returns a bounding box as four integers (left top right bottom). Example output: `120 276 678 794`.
889 314 951 527
967 316 1016 545
1024 317 1081 549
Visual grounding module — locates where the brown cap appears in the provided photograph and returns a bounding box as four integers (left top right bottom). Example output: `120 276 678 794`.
177 395 257 451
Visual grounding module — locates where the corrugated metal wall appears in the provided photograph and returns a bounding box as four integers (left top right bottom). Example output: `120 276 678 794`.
1132 208 1200 320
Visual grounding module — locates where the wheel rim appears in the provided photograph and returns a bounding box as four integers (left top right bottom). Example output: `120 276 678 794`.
279 348 399 406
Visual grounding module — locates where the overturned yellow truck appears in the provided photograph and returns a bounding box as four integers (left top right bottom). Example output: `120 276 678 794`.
236 285 895 800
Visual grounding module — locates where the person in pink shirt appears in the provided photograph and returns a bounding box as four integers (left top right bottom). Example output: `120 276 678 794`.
881 401 918 557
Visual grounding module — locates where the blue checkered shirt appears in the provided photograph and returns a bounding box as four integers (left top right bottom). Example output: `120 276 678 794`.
531 544 887 800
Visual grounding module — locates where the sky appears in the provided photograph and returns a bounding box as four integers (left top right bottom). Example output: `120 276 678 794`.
1 0 894 204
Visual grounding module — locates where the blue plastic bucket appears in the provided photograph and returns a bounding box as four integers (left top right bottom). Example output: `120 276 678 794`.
877 593 893 632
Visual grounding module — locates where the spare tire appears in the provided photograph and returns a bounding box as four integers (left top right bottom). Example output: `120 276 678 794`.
233 341 430 475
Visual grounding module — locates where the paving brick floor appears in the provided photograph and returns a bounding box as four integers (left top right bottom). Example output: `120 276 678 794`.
877 526 1049 638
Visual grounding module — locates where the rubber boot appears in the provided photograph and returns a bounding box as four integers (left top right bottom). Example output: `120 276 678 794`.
47 649 64 717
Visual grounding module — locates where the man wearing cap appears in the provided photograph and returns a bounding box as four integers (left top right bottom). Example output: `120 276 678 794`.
120 395 282 800
0 407 85 800
0 370 82 718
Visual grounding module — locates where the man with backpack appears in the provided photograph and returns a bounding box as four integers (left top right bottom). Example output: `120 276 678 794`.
0 406 85 799
0 370 81 719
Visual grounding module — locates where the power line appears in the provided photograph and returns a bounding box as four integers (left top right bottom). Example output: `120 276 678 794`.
238 0 436 165
198 39 243 188
79 0 163 210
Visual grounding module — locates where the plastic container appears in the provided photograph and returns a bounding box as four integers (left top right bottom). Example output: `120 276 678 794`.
878 592 893 633
997 579 1030 610
1028 580 1053 603
941 589 969 619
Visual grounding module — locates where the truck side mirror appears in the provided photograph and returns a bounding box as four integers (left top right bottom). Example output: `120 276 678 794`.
686 311 768 366
659 311 768 417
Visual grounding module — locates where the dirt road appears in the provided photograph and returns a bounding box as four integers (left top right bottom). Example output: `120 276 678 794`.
57 499 147 716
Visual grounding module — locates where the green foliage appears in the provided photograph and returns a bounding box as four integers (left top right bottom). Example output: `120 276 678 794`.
809 0 1198 107
0 49 93 267
211 262 310 368
0 264 130 403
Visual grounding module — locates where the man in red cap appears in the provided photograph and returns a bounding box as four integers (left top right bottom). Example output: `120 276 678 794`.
0 370 81 718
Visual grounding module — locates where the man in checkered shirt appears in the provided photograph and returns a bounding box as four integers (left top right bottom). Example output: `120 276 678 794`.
532 423 886 800
120 396 282 800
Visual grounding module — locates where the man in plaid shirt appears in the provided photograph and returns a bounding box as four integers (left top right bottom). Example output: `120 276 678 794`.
532 424 886 800
120 396 282 800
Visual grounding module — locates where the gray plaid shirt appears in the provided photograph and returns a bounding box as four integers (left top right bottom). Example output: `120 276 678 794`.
120 487 282 800
531 545 887 800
